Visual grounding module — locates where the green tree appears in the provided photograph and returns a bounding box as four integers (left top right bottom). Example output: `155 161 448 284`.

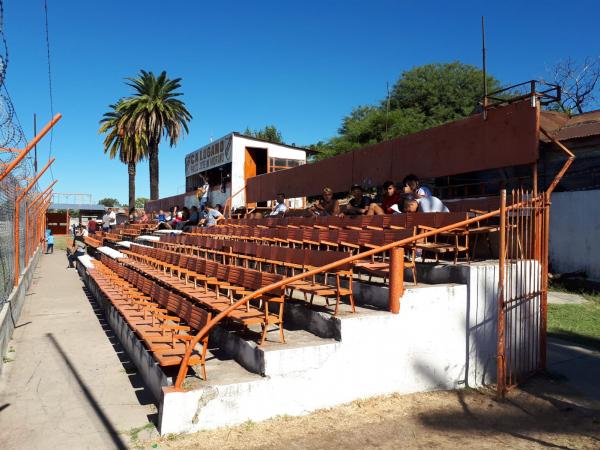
135 197 149 209
314 62 502 159
244 125 283 143
120 70 192 200
98 198 121 207
99 101 146 212
389 62 501 123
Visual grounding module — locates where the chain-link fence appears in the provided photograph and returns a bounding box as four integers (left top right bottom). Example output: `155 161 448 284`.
0 172 17 306
0 162 43 307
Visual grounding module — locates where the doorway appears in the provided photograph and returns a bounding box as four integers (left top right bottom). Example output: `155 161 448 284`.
245 147 268 207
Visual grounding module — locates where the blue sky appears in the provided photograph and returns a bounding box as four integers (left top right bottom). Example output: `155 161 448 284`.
5 0 600 203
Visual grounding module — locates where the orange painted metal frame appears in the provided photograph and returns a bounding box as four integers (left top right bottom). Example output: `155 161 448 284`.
172 201 530 389
14 158 55 285
25 180 58 261
0 114 61 183
172 127 576 390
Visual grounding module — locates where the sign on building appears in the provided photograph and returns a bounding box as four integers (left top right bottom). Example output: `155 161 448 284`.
184 135 233 177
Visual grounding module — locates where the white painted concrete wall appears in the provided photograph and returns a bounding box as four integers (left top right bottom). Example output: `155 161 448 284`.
160 284 476 434
550 190 600 281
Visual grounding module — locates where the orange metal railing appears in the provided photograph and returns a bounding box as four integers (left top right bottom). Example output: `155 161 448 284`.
172 203 513 388
223 184 246 219
0 114 61 290
172 125 575 391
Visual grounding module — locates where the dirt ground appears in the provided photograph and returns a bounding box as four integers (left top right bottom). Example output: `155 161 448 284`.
141 374 600 449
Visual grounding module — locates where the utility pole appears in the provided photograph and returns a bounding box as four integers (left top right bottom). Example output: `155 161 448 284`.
482 16 488 117
385 82 391 135
33 113 38 173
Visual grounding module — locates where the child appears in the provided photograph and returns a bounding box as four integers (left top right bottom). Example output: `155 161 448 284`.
46 231 54 254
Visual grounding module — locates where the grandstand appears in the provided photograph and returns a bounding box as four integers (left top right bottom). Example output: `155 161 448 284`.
76 90 574 434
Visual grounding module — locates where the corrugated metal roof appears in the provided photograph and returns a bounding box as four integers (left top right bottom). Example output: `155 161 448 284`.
540 109 600 142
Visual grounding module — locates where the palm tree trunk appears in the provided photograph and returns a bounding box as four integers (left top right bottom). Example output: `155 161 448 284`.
128 161 136 212
149 140 159 200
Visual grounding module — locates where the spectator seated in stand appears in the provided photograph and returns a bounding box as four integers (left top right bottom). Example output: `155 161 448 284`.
268 193 288 217
175 207 190 230
87 217 97 235
67 239 86 268
403 195 449 213
402 173 432 198
367 181 402 215
343 184 371 216
129 207 139 223
182 205 200 231
199 203 224 227
308 187 340 217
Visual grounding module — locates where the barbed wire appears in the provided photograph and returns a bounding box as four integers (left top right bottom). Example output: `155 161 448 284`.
0 0 34 184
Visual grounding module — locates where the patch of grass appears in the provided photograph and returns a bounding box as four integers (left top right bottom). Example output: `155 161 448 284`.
53 235 69 251
548 291 600 350
2 357 14 363
126 422 156 446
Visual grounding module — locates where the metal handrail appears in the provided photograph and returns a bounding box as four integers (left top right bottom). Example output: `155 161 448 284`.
173 129 576 390
224 184 246 219
173 201 527 389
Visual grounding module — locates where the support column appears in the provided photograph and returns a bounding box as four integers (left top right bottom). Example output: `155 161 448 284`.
388 246 404 314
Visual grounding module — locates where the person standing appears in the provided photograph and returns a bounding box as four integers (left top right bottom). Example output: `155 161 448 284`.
196 177 210 210
101 210 110 232
46 231 54 254
108 208 117 230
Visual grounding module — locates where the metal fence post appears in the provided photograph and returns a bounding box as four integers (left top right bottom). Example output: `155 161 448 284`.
497 190 507 398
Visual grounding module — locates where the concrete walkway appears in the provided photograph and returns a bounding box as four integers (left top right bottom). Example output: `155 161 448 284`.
545 337 600 409
0 252 156 449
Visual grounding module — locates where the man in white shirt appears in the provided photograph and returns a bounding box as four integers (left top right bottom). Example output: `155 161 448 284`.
102 211 110 232
268 193 288 217
403 196 449 213
197 177 210 209
203 204 224 227
403 174 432 198
108 208 117 229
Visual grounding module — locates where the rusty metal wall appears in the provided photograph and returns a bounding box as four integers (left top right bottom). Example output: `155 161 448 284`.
247 101 539 202
145 193 187 213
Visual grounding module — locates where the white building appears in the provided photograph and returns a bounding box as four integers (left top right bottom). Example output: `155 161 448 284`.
184 132 312 210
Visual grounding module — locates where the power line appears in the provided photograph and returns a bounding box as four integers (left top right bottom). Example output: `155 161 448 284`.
44 0 55 180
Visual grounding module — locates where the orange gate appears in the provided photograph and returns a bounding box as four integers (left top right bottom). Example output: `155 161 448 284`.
497 189 549 396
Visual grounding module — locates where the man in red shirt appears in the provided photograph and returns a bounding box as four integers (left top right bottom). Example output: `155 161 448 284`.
367 181 402 215
87 218 97 235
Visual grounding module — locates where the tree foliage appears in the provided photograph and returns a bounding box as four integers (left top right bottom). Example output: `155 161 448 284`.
314 62 501 159
135 197 149 209
99 101 146 212
120 70 192 199
98 198 120 207
548 57 600 115
244 125 283 143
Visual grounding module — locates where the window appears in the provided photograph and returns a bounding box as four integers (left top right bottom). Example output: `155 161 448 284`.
269 157 304 172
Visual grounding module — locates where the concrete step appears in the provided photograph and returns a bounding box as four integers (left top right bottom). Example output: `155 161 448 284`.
209 324 339 377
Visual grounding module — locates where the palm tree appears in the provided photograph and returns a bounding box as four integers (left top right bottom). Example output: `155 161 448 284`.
120 70 192 200
99 101 146 212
